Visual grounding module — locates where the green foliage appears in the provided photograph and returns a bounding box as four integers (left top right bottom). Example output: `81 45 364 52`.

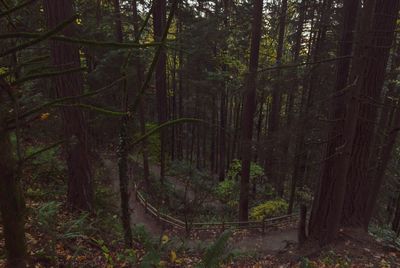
299 257 316 268
250 199 289 220
140 251 161 268
131 225 179 267
24 144 65 187
37 201 60 231
320 251 351 268
296 186 313 205
369 224 400 250
92 239 115 266
214 179 239 208
226 159 241 179
116 249 137 266
197 230 232 268
132 224 156 251
263 183 276 199
216 159 265 208
226 159 264 180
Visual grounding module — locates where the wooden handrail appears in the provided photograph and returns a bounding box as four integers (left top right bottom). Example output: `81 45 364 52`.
132 183 301 233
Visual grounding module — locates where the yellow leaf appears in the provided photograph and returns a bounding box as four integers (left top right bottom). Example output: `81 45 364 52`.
170 250 177 263
161 234 169 244
40 112 50 121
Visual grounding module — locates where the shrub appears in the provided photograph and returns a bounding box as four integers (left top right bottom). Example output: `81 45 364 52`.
226 159 264 180
214 179 239 207
197 230 232 268
296 186 313 205
250 199 289 220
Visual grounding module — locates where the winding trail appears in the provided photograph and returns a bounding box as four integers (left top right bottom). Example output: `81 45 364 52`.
103 158 163 236
103 156 298 252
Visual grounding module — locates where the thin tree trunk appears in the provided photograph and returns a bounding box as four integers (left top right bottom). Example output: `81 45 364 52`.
266 0 288 197
219 89 227 181
112 0 133 247
392 192 400 233
133 0 150 187
287 0 307 214
153 0 167 182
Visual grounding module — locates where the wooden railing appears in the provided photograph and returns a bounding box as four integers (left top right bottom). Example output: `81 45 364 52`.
134 185 300 233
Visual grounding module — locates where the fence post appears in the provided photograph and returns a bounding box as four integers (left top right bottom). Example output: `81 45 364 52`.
298 205 307 246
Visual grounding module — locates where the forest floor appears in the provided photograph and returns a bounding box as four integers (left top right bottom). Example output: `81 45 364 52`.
104 156 400 267
1 155 400 267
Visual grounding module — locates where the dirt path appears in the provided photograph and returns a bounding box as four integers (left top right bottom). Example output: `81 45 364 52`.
103 158 163 236
233 229 297 252
104 156 297 252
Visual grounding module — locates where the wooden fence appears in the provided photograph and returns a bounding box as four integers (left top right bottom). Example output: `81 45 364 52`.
134 185 300 234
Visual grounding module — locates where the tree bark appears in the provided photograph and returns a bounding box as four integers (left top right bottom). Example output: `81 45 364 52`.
218 89 227 181
44 0 93 211
266 0 288 196
308 0 360 244
133 0 150 188
153 0 168 182
287 0 307 214
112 0 133 247
0 78 27 267
238 0 263 221
342 0 400 229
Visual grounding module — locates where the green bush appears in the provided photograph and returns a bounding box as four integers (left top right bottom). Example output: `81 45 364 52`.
296 186 313 205
214 179 239 207
250 199 288 220
24 144 65 185
197 230 232 268
226 159 264 180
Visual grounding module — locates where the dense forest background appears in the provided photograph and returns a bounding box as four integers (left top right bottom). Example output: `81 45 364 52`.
2 0 400 267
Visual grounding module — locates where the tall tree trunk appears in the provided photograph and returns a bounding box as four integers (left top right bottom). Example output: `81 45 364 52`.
153 0 167 182
342 0 400 229
231 98 241 162
0 79 27 267
365 37 400 222
177 10 184 161
218 90 227 181
287 0 307 214
308 0 360 243
44 0 93 211
254 93 265 163
112 0 133 247
266 0 288 196
238 0 264 221
113 0 123 42
210 96 217 173
133 0 150 188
